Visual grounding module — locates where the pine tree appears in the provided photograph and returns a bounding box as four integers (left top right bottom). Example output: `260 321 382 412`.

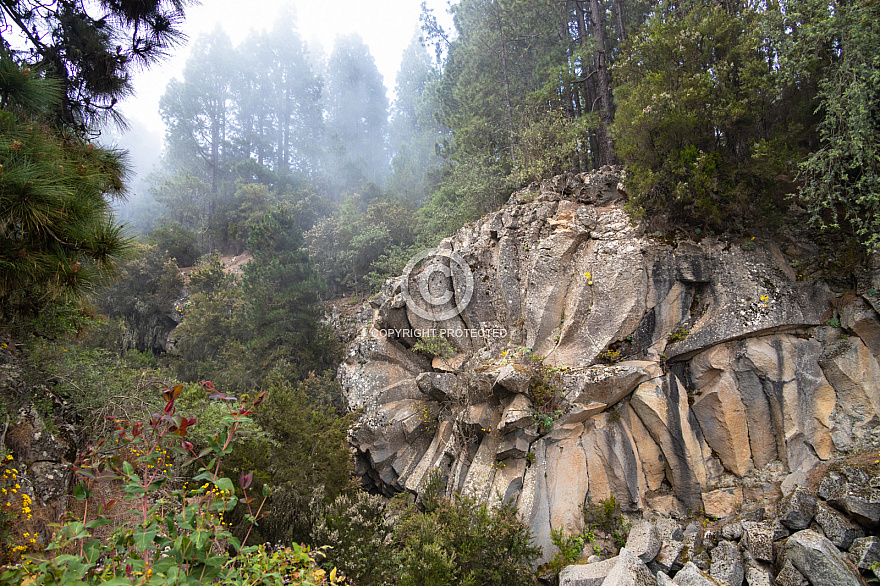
0 51 131 306
325 34 390 192
387 33 445 203
242 205 334 382
0 0 188 129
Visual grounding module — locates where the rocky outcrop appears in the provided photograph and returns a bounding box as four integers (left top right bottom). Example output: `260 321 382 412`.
560 465 880 585
339 168 880 564
0 350 80 547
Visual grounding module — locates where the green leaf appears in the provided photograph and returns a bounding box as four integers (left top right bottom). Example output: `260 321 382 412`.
214 477 234 493
82 539 102 563
134 528 158 550
85 517 113 530
102 578 137 585
73 482 90 500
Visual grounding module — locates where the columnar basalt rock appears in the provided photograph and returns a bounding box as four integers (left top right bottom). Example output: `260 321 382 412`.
339 168 880 564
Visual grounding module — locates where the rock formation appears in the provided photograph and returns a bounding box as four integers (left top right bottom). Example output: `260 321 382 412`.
339 167 880 564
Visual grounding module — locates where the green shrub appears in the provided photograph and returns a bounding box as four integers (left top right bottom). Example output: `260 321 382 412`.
413 336 458 360
311 490 396 586
667 327 689 343
0 382 343 585
394 495 540 586
599 348 622 363
150 221 203 267
95 244 184 354
582 495 630 543
545 528 586 575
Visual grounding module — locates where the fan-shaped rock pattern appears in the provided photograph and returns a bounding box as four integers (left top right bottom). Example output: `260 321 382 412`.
338 168 880 563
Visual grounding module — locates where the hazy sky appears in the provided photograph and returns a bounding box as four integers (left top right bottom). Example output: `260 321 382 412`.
118 0 455 142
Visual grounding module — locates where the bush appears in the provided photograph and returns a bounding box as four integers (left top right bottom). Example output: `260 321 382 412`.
582 495 631 550
394 495 540 586
0 382 343 585
95 244 184 354
311 490 396 586
150 222 203 267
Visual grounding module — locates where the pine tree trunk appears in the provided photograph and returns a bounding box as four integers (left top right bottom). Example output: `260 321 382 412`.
615 0 628 41
588 0 615 166
494 4 517 166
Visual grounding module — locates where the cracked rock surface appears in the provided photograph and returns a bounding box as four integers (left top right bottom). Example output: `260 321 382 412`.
339 168 880 563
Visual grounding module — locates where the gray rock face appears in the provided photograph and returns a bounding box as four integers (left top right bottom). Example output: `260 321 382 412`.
710 540 744 586
849 535 880 569
602 548 656 586
339 168 880 562
558 556 619 586
778 488 818 531
625 520 662 563
416 371 460 401
814 501 865 550
783 529 862 586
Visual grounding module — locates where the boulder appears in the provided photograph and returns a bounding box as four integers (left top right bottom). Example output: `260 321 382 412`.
558 556 619 586
710 539 744 586
690 549 711 572
624 520 661 563
744 562 773 586
819 470 847 501
849 535 880 569
740 521 773 563
783 529 862 586
652 539 686 574
721 519 743 541
778 487 817 531
602 547 656 586
701 528 719 550
814 501 865 550
771 518 791 542
672 562 718 586
825 483 880 527
654 518 683 542
774 559 808 586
